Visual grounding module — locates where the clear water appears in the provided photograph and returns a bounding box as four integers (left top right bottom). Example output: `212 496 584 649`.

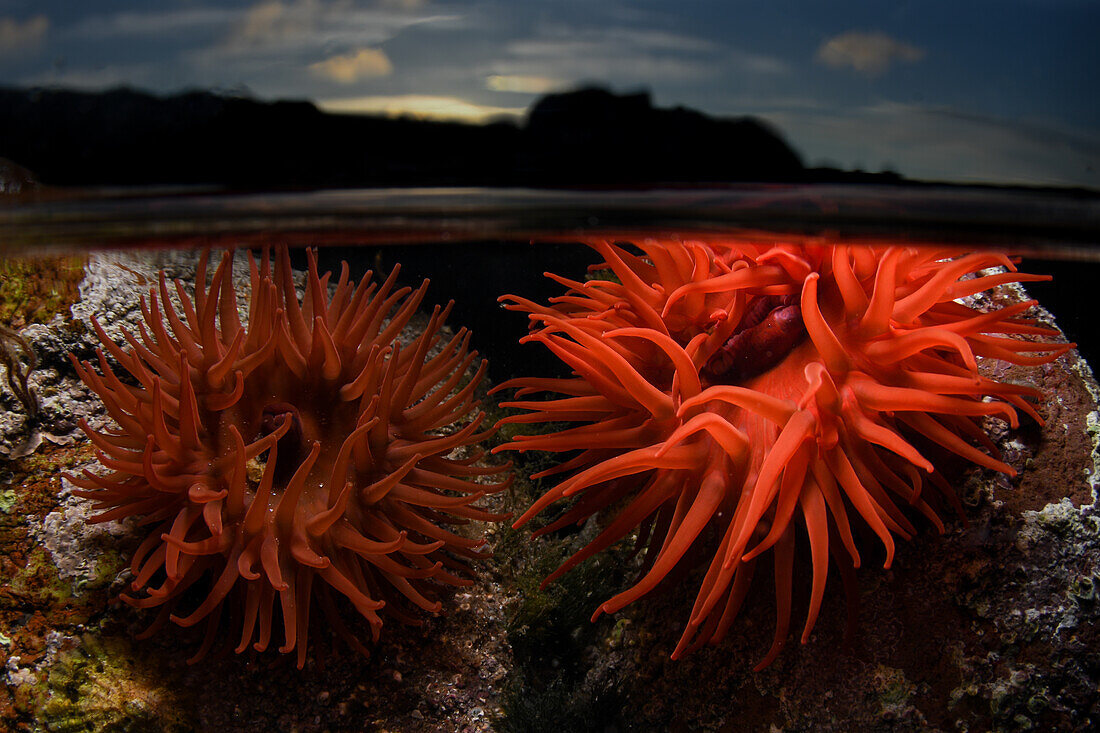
2 184 1099 731
3 184 1098 364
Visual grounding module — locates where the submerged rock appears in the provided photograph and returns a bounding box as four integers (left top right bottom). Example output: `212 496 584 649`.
1 248 1097 731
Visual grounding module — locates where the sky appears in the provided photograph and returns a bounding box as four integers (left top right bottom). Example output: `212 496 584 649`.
0 0 1097 188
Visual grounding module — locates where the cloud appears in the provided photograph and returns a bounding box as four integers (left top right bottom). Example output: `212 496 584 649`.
317 93 524 122
816 31 924 76
236 0 320 46
310 47 393 83
0 14 48 54
488 27 727 86
65 8 235 40
485 74 562 94
176 0 458 96
223 0 454 54
483 25 787 91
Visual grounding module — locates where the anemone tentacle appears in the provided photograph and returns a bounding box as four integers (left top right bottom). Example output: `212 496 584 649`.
71 247 510 667
495 236 1068 667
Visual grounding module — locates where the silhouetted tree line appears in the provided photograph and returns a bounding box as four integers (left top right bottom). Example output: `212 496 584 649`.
0 85 906 189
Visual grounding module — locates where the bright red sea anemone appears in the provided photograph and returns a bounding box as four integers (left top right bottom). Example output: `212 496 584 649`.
493 236 1071 668
68 247 510 666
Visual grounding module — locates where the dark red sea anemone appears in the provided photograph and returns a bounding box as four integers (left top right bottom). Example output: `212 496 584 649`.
493 236 1071 668
68 247 510 666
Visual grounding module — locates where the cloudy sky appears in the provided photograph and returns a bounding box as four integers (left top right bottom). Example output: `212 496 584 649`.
1 0 1097 187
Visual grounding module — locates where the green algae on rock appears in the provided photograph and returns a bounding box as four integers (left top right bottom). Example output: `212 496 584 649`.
35 636 192 733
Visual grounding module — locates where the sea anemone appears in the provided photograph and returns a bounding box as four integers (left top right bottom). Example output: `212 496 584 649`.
68 247 509 667
494 236 1070 668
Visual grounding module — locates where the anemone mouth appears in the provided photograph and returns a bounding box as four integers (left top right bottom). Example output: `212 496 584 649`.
495 236 1069 668
258 402 306 484
703 294 806 385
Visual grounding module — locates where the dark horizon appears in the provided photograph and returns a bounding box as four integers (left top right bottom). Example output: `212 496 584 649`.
4 82 1075 193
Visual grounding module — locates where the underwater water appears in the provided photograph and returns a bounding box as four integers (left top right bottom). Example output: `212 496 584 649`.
1 185 1100 732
